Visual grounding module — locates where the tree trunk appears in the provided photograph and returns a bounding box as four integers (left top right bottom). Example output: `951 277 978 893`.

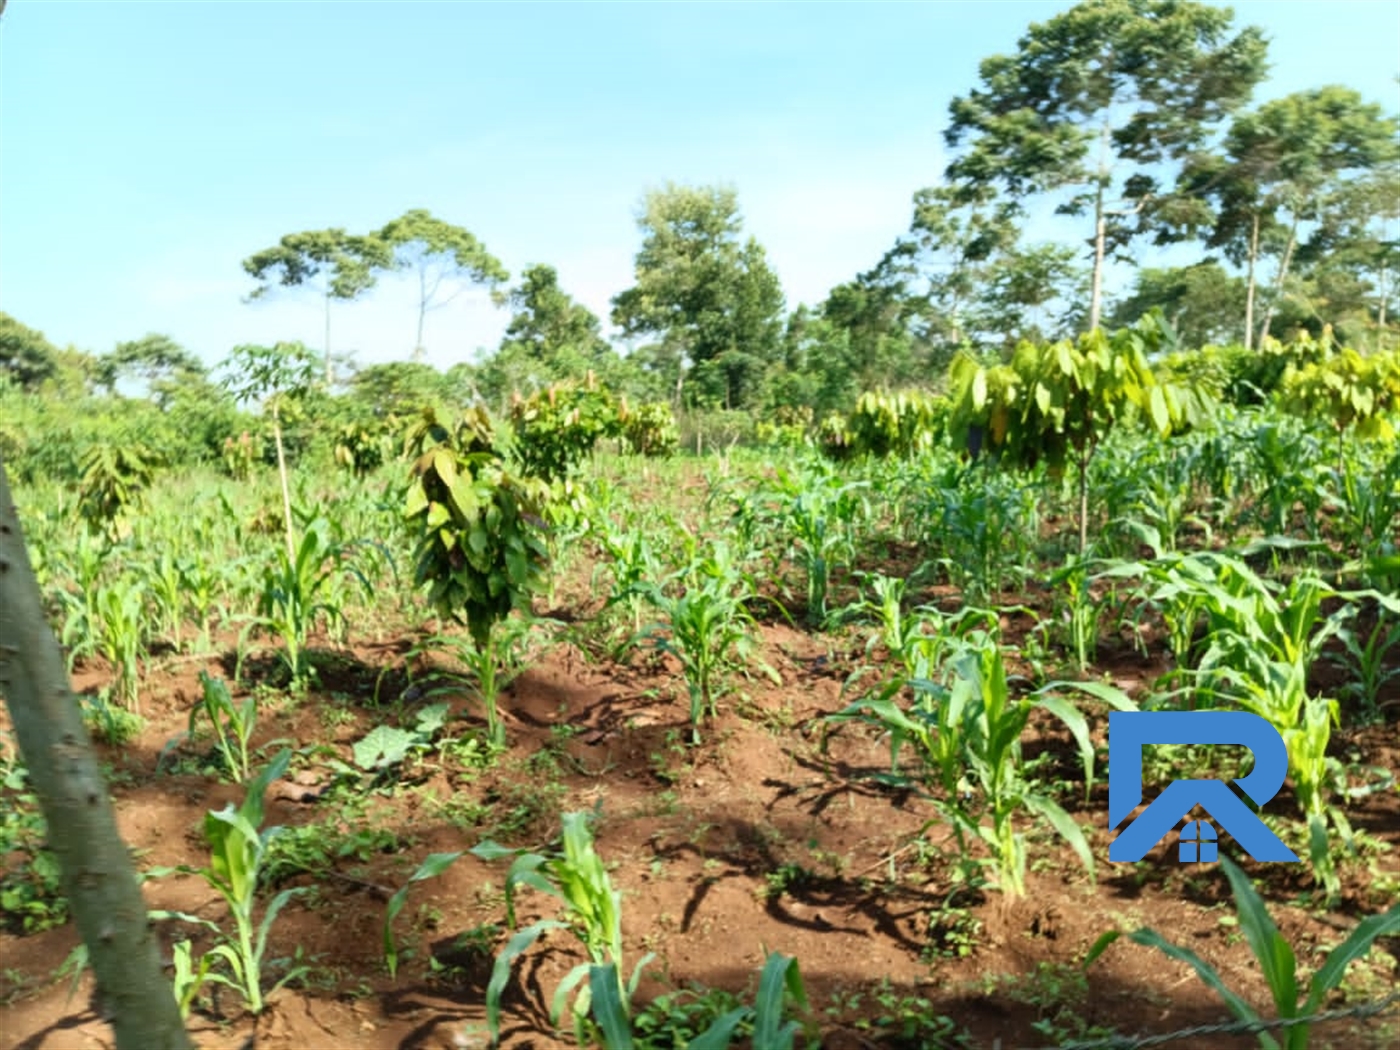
1077 446 1092 558
323 288 333 386
415 264 428 362
273 407 295 561
1377 260 1389 352
1088 120 1111 333
0 459 193 1050
1089 188 1107 333
1258 211 1301 346
1244 211 1260 351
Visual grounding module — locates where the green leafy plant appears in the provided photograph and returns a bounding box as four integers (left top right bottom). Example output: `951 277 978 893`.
221 430 257 481
468 810 657 1047
403 407 552 744
93 578 148 713
401 615 541 749
842 389 947 459
344 702 452 779
242 517 372 688
1087 856 1400 1050
763 462 869 626
219 341 319 559
382 850 465 981
639 545 779 744
183 672 260 784
589 951 815 1050
826 633 1131 897
618 399 679 457
0 756 68 935
1335 607 1400 716
947 316 1188 554
508 375 619 483
77 442 161 541
151 749 309 1016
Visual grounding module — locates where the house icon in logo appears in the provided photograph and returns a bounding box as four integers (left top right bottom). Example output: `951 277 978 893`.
1108 711 1299 864
1179 819 1217 863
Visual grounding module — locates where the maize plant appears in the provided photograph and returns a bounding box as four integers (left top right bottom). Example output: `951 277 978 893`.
638 544 778 744
150 750 308 1017
396 811 658 1047
767 462 869 627
1088 856 1400 1050
825 632 1130 897
93 578 148 713
243 519 373 688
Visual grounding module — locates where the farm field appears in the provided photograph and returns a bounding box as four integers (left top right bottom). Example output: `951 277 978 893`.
3 380 1400 1049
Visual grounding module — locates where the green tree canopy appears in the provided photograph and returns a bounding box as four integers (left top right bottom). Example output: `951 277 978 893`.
98 334 206 405
1170 86 1400 347
242 228 393 383
1107 261 1249 348
374 209 509 360
498 264 617 380
0 312 60 391
611 183 785 410
943 0 1268 331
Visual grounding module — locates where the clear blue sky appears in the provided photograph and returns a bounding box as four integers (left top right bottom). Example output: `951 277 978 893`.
2 1 1397 375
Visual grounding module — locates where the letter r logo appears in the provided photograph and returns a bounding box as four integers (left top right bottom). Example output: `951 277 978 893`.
1107 711 1299 863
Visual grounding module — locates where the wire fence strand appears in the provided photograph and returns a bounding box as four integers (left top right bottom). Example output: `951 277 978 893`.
1036 988 1400 1050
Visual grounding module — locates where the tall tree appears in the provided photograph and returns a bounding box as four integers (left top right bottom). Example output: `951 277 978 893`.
498 264 615 379
1171 87 1399 347
903 184 1020 351
0 312 60 391
1293 160 1400 349
943 0 1268 331
242 228 392 384
820 246 928 388
976 243 1089 350
611 184 785 410
374 209 509 361
98 334 205 405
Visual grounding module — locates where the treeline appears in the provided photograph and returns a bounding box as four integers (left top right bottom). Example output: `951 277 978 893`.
2 0 1398 468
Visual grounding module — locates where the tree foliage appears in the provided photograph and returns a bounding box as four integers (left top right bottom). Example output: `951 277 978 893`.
374 209 509 358
943 0 1268 330
611 183 785 410
948 316 1187 552
0 312 60 391
1172 86 1400 347
403 408 551 650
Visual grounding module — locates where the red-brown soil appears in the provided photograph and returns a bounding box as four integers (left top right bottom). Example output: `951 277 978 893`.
3 589 1399 1049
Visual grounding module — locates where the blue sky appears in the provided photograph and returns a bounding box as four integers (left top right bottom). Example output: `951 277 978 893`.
2 1 1398 376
